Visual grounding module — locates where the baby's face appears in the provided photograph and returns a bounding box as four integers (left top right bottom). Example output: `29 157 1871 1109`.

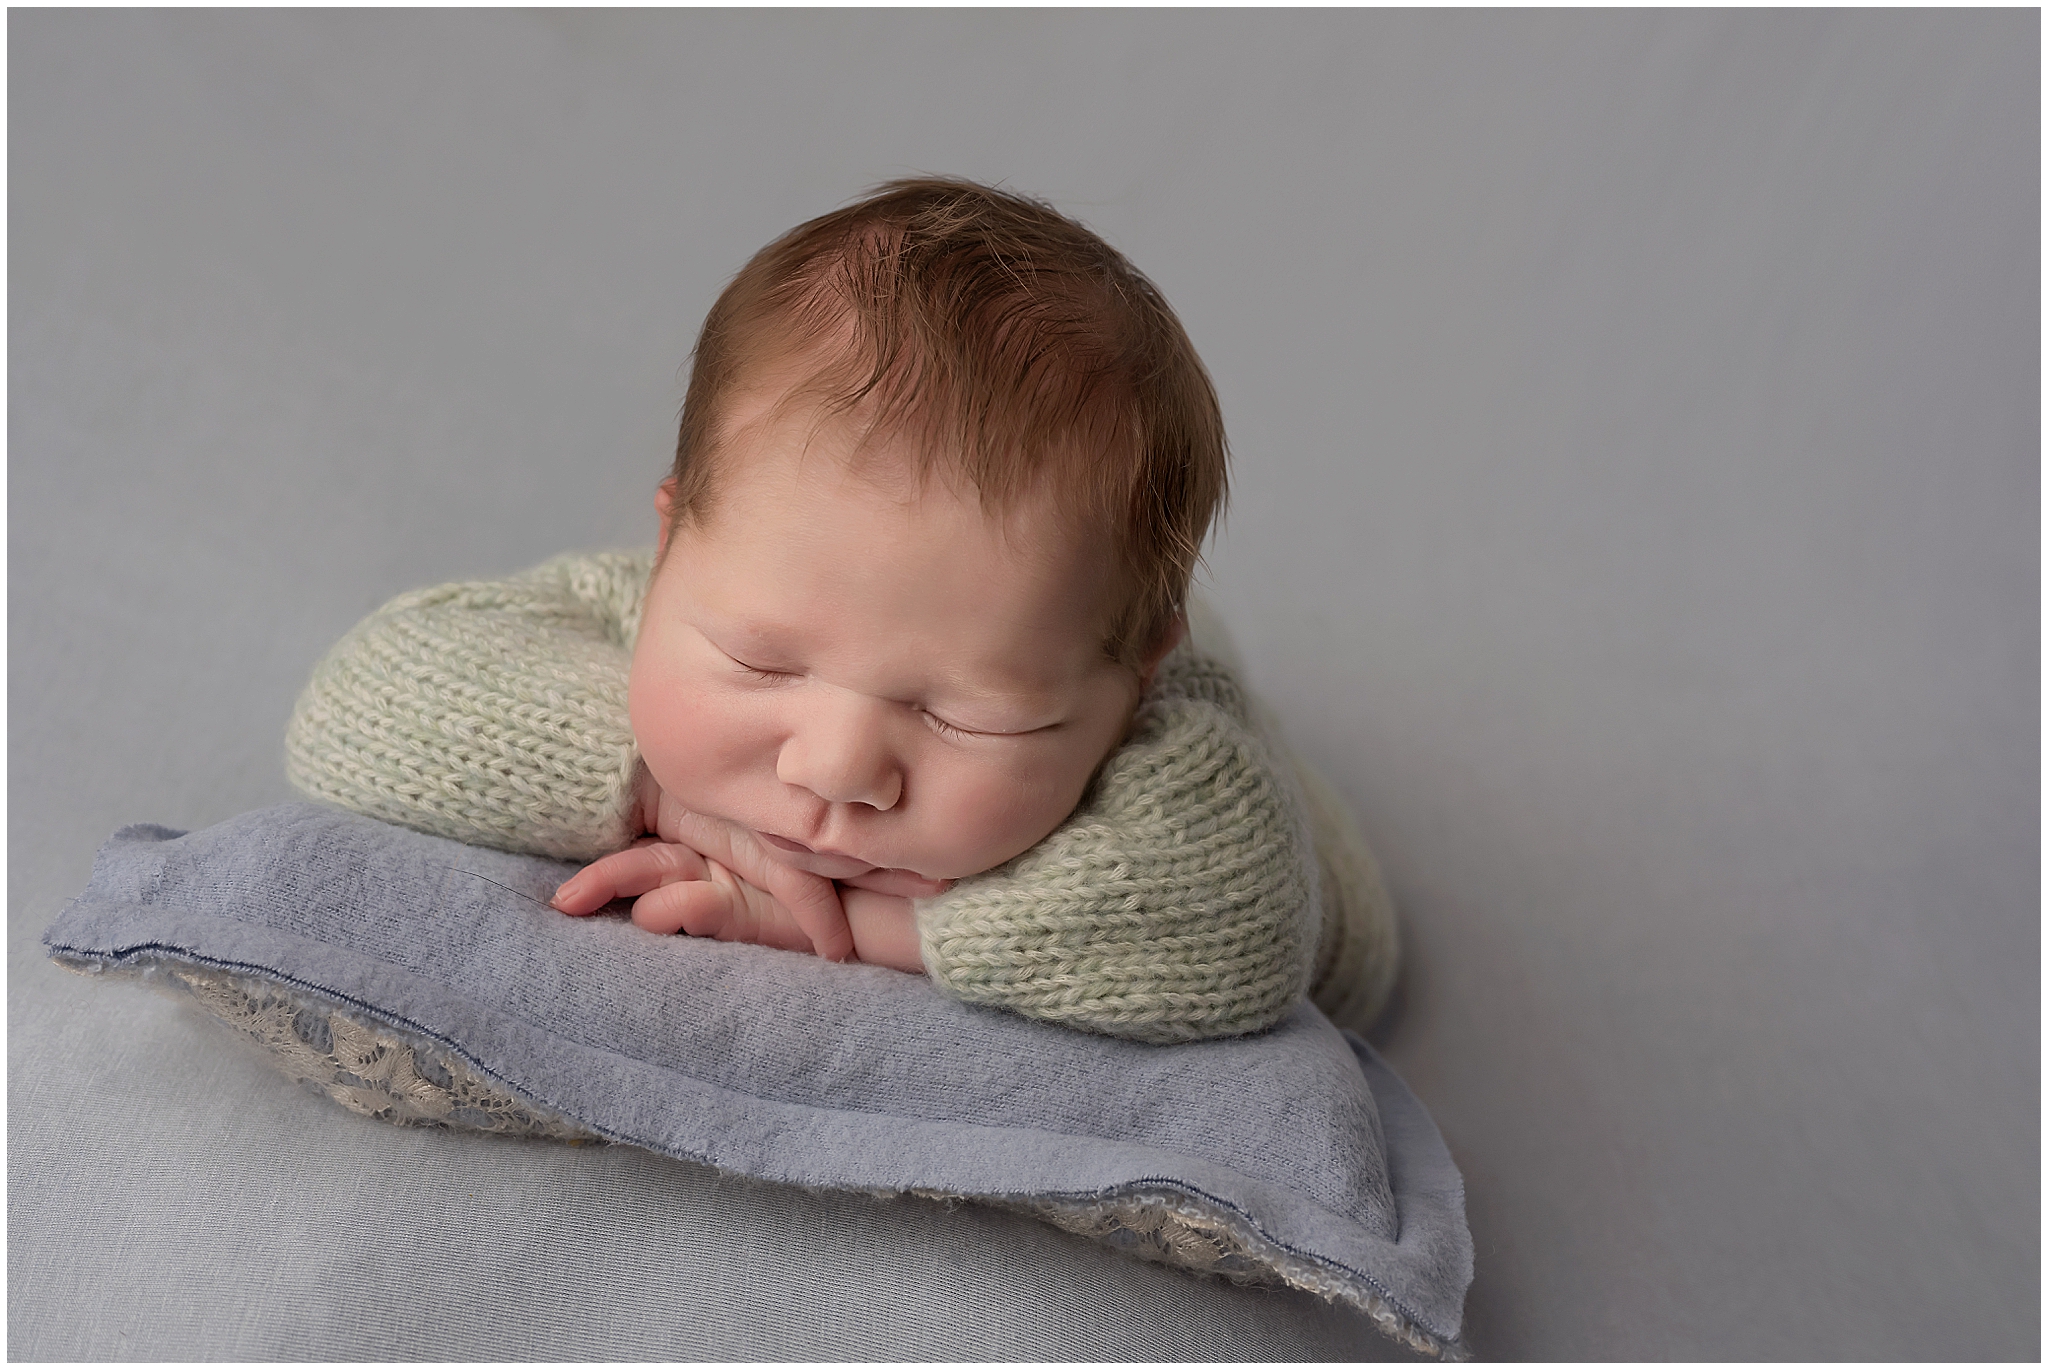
629 402 1146 886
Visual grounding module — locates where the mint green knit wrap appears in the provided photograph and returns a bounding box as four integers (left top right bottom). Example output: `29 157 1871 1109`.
285 554 649 862
917 654 1313 1042
286 552 1394 1043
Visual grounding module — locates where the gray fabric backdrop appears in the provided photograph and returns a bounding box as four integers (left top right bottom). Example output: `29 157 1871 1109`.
11 10 2037 1359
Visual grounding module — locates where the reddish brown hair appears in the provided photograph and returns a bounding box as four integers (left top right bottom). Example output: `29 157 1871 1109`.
669 176 1228 670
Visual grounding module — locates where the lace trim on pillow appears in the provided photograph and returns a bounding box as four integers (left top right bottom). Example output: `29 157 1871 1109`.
164 965 594 1142
986 1190 1464 1360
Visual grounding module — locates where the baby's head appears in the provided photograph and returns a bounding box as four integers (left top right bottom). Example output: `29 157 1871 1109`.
630 177 1227 884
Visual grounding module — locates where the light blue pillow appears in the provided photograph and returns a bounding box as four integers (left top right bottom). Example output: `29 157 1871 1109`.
43 802 1472 1358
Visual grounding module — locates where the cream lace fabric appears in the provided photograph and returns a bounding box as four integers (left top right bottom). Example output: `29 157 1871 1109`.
163 965 593 1142
1006 1192 1458 1359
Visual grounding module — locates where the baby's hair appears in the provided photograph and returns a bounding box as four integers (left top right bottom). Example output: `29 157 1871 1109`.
669 176 1228 671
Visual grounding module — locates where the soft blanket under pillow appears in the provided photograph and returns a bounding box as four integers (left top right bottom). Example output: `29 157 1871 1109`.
43 803 1472 1358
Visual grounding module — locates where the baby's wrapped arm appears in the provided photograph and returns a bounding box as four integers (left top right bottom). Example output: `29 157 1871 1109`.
285 552 653 861
915 650 1376 1044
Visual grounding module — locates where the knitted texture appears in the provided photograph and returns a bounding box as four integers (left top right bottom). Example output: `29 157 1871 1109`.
916 652 1317 1043
285 551 1393 1043
1180 600 1404 1036
285 553 648 862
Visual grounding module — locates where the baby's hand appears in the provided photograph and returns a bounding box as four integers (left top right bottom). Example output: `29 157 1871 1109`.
552 844 926 971
551 837 825 954
552 770 857 961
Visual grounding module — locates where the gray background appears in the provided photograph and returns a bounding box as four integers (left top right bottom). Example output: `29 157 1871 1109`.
11 9 2036 1360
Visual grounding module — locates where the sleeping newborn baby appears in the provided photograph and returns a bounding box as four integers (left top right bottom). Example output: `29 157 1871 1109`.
287 177 1396 1042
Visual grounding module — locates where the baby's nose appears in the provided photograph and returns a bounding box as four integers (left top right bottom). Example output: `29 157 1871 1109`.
776 693 903 811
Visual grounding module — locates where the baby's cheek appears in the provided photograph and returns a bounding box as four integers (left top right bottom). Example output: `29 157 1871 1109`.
921 753 1086 874
629 666 730 799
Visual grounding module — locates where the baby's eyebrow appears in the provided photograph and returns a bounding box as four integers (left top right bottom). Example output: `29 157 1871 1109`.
709 620 799 660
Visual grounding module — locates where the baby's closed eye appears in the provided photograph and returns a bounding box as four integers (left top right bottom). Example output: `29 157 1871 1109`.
920 709 983 740
919 709 1061 741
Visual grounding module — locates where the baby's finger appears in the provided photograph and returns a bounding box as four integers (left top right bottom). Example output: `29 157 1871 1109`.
630 879 733 938
549 860 620 916
654 805 855 961
758 863 856 963
648 801 741 865
551 852 644 914
551 843 710 914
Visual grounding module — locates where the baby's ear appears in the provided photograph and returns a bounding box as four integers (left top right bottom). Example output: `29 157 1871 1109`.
1138 613 1188 693
654 479 678 559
